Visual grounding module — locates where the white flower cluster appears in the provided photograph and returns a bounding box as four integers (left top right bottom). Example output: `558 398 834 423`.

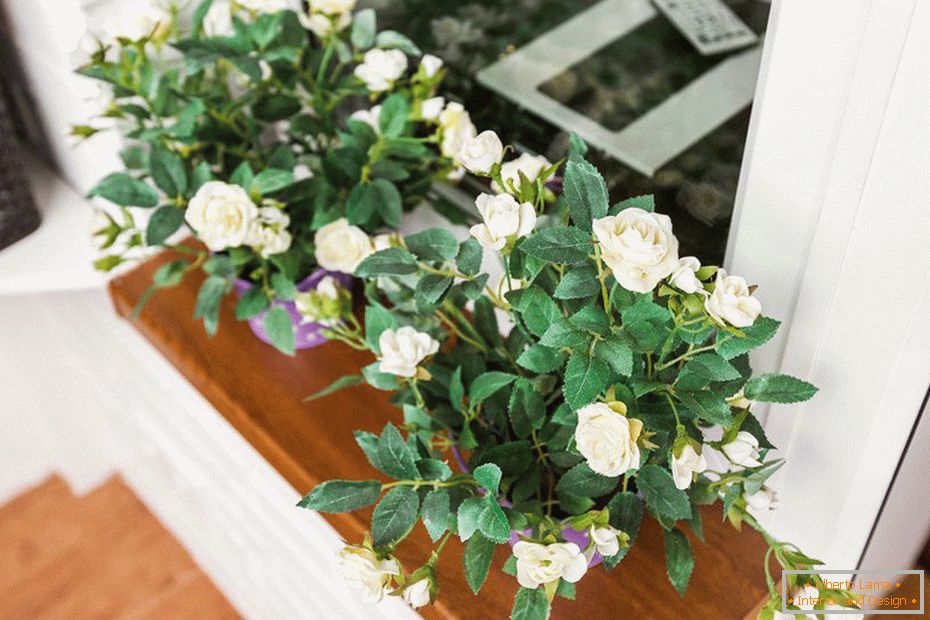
512 541 588 590
185 182 291 256
295 276 348 326
299 0 356 37
354 49 408 93
336 544 432 609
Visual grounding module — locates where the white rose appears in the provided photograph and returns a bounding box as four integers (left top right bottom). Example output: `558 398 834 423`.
574 402 641 477
446 166 466 182
704 270 762 328
513 541 588 590
458 130 504 175
401 579 431 609
671 443 708 490
101 2 171 42
293 163 313 181
300 9 351 36
420 96 445 122
354 49 408 93
469 193 536 251
669 256 702 294
309 0 356 15
439 102 477 160
492 153 552 194
419 54 444 78
592 209 680 294
378 327 440 378
726 389 752 410
744 486 778 514
372 234 394 252
186 181 258 252
349 105 382 135
316 275 340 300
246 206 292 257
336 545 399 603
721 431 762 468
313 218 373 273
588 525 622 557
202 0 234 36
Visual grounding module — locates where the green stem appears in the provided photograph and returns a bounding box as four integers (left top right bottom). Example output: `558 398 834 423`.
592 241 612 318
655 344 717 371
382 477 477 491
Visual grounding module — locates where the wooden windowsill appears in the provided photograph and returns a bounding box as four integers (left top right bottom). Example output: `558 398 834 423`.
109 247 771 619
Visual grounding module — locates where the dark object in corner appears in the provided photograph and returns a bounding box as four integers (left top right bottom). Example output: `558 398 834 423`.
0 82 40 252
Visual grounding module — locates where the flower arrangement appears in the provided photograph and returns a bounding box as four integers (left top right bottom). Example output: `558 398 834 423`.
76 0 474 353
298 134 860 618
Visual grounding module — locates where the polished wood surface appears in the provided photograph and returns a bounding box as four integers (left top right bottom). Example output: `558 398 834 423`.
109 248 772 619
0 476 237 619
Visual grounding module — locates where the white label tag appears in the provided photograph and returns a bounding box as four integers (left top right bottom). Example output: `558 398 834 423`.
653 0 758 55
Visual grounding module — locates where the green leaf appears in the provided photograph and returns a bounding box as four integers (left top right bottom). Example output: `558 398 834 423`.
469 372 518 404
354 430 384 472
664 528 694 596
190 161 213 193
508 287 562 338
346 179 402 228
421 489 450 542
457 496 485 541
744 374 818 403
716 317 780 360
510 587 549 620
270 272 297 301
235 286 270 320
362 362 398 390
457 238 483 275
371 486 419 547
464 532 496 594
539 319 588 350
509 378 545 438
378 93 409 138
682 353 742 382
553 265 600 299
304 375 363 402
145 205 185 245
365 304 397 353
250 11 283 48
606 491 644 568
417 458 452 481
230 162 254 189
473 463 502 496
563 158 608 231
193 275 229 336
354 248 418 277
153 259 188 288
89 173 158 208
611 194 655 214
377 423 419 480
149 147 187 197
556 579 576 600
520 225 593 265
253 93 301 121
556 462 619 498
478 501 511 542
594 337 634 377
264 305 295 355
253 168 294 195
563 352 611 410
569 305 610 336
449 367 465 411
637 464 692 521
677 391 733 425
350 8 376 49
517 344 565 374
405 228 459 261
298 480 381 513
568 133 588 161
375 30 420 54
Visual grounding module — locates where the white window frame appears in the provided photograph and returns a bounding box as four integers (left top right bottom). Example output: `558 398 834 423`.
728 0 930 569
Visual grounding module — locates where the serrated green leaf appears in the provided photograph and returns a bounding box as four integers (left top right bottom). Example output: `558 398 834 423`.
355 248 418 277
469 371 518 404
371 486 419 547
298 480 381 513
377 423 419 480
235 286 269 320
677 391 733 425
637 464 692 520
145 205 185 245
263 305 295 355
464 532 496 594
350 8 376 49
89 173 158 208
473 463 502 496
149 146 187 197
556 462 619 498
594 337 634 376
744 374 818 403
378 93 409 138
457 237 483 275
563 158 608 231
478 501 511 543
611 194 655 214
510 587 549 620
716 317 780 360
457 496 485 541
606 491 643 568
421 489 450 542
553 265 600 299
563 352 611 410
405 227 460 261
417 458 452 481
270 272 297 301
449 366 465 411
508 287 562 337
520 226 593 265
362 362 398 390
253 168 294 195
375 30 420 54
364 304 396 353
517 344 565 373
664 528 694 596
539 319 589 350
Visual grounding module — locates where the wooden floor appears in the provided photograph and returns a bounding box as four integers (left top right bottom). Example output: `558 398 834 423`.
0 476 238 620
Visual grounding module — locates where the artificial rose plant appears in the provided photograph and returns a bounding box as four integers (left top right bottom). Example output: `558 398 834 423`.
298 134 860 618
77 0 480 353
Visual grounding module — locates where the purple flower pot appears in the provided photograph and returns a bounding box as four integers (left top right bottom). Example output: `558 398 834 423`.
451 447 602 566
233 268 352 350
